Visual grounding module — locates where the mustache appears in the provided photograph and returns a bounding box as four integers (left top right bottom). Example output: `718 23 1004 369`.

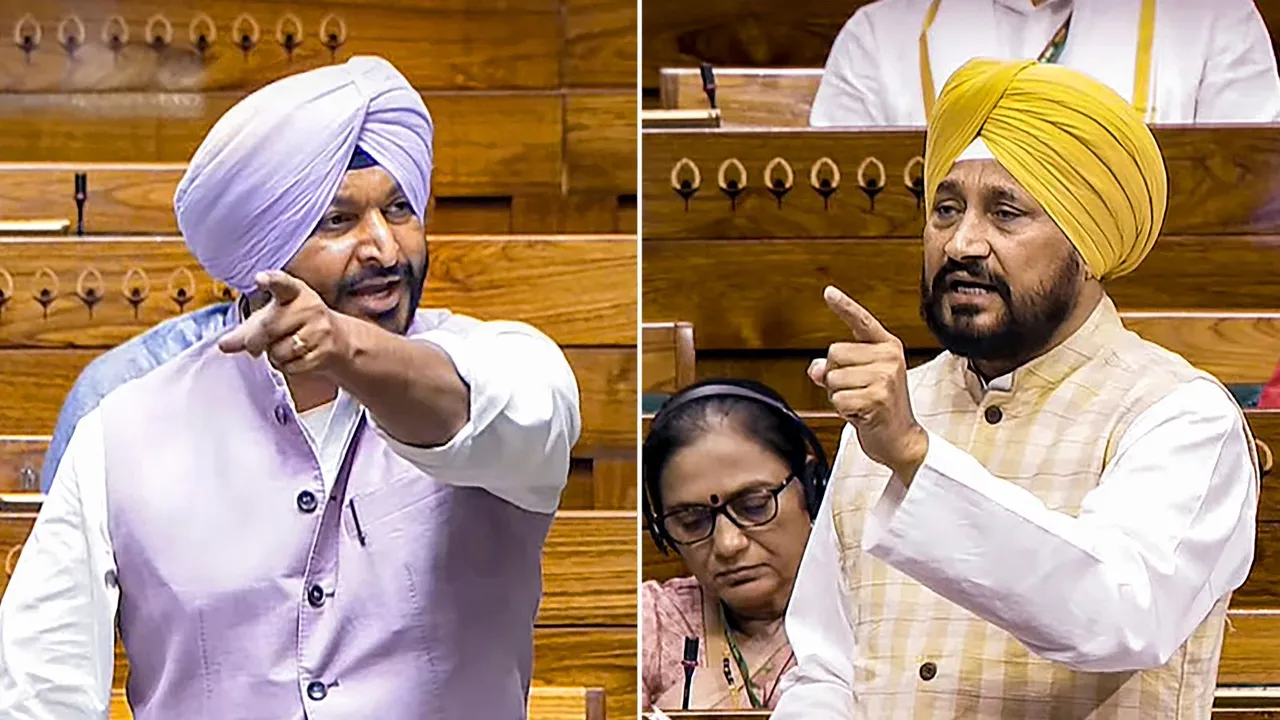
927 259 1013 303
336 262 414 297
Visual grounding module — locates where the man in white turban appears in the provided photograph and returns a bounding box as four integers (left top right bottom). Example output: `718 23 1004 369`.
0 56 580 719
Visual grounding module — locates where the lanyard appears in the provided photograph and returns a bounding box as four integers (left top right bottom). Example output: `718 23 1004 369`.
919 0 1156 120
721 605 764 709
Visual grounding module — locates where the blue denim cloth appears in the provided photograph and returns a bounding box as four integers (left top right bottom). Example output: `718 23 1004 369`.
41 302 238 492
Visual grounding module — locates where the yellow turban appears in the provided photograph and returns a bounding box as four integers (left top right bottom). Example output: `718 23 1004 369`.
924 59 1167 281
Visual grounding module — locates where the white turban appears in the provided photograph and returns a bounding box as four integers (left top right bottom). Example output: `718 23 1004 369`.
175 56 434 293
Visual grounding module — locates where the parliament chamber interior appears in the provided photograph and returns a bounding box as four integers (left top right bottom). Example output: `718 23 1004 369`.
0 1 636 719
643 0 1280 718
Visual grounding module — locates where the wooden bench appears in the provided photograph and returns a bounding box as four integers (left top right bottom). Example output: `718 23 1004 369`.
0 234 637 507
641 1 853 89
0 1 635 234
0 493 635 720
110 685 607 719
659 68 820 127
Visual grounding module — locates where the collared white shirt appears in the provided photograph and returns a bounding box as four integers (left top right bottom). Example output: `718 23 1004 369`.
809 0 1280 126
773 376 1257 717
0 312 582 719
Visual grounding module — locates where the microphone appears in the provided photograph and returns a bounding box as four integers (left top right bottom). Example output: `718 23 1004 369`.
699 62 717 110
681 636 699 710
73 172 87 237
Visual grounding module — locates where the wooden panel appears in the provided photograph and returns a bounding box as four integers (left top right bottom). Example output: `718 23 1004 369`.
541 511 637 626
1242 523 1280 606
0 92 563 195
0 350 89 436
0 436 42 491
566 92 638 193
533 627 636 720
1221 610 1280 686
696 353 828 411
564 0 637 87
642 128 1280 239
0 236 636 348
528 686 607 720
643 237 1280 352
1122 313 1280 385
0 0 561 92
590 458 638 510
570 347 638 457
641 0 852 88
641 321 696 393
562 458 597 510
659 68 819 127
0 346 635 457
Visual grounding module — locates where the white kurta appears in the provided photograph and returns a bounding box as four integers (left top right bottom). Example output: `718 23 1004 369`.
810 0 1280 126
773 375 1257 717
0 313 581 719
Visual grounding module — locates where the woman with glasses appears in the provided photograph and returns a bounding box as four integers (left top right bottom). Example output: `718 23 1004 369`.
641 379 829 711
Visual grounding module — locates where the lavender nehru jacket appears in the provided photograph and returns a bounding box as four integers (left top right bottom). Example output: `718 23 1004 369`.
97 316 553 719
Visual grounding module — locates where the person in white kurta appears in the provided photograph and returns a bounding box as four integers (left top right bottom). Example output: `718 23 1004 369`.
776 58 1258 717
810 0 1280 126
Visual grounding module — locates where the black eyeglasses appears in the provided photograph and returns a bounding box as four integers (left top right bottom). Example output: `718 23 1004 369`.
659 475 797 546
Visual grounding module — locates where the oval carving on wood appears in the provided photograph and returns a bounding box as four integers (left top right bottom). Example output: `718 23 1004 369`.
4 543 22 576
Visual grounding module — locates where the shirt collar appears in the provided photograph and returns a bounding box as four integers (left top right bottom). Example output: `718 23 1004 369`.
975 370 1014 394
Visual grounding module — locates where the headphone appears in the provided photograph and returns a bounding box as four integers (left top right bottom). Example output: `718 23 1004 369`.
642 383 831 554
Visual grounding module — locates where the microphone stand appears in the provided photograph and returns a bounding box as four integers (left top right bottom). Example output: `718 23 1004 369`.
681 636 699 710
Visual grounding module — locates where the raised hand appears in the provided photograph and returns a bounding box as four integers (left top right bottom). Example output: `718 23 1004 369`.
808 286 929 481
217 270 350 376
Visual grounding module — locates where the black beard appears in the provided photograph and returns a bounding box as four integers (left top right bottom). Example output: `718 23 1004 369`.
335 251 429 335
920 255 1081 363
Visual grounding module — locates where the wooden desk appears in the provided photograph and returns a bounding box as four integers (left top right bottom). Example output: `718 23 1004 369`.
659 68 820 127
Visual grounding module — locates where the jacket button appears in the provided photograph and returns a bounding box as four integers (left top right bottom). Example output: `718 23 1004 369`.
984 406 1003 424
307 680 327 701
296 490 318 514
307 584 326 608
919 661 937 681
273 405 289 425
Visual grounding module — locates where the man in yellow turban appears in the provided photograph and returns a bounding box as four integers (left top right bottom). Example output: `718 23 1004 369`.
774 59 1258 717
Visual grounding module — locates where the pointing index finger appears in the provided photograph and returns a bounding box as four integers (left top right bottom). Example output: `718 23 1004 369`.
824 285 894 343
255 270 305 305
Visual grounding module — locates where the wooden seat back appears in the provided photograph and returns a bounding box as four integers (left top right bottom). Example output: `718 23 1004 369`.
0 0 636 234
642 321 696 395
659 68 819 127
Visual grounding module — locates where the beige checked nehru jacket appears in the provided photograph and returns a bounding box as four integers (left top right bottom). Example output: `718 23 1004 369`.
831 297 1254 718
